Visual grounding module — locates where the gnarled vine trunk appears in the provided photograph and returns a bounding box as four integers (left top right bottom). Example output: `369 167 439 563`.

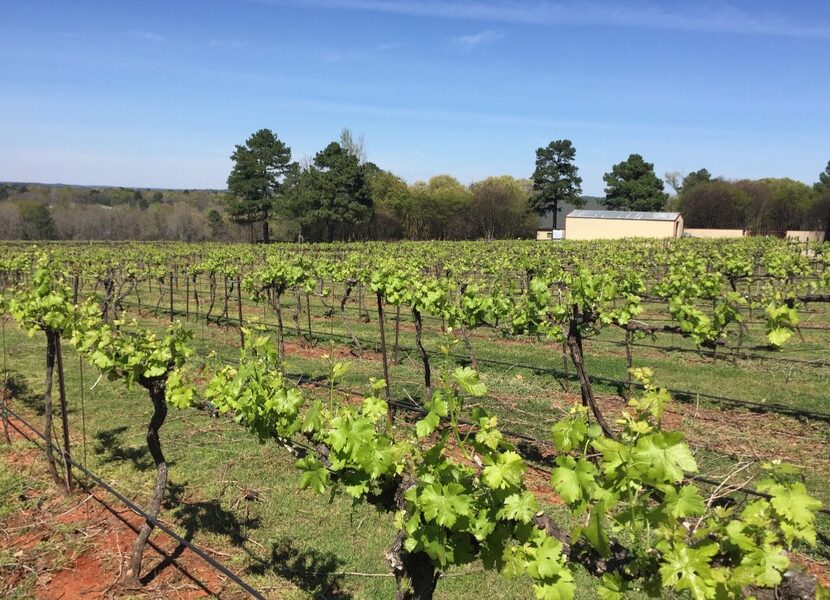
387 531 439 600
126 377 168 585
566 308 614 437
412 308 431 402
386 476 439 600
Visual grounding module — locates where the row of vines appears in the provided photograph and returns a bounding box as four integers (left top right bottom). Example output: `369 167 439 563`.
1 238 829 599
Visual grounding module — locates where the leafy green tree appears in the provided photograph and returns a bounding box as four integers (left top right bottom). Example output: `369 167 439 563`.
366 165 410 240
469 176 534 239
151 191 164 204
206 209 226 239
603 154 668 211
812 162 830 237
530 140 583 229
226 129 293 243
678 181 748 228
406 176 473 239
288 142 372 242
815 160 830 193
681 168 712 192
755 178 813 230
20 203 59 239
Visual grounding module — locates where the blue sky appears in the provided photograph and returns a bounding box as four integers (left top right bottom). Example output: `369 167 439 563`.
1 0 828 195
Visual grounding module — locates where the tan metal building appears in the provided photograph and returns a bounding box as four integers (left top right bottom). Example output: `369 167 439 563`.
564 210 684 240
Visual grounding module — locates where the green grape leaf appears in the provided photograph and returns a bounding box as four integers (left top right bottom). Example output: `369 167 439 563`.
296 456 328 494
664 485 706 519
452 366 487 397
498 491 539 524
550 457 596 508
758 480 822 529
483 451 525 490
658 541 718 600
631 432 697 483
420 483 473 529
551 417 587 453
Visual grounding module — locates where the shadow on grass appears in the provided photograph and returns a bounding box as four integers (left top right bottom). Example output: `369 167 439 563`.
93 426 172 472
4 371 43 416
248 537 351 600
141 480 352 598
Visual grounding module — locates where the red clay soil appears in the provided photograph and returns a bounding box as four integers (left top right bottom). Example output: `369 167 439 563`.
1 417 248 599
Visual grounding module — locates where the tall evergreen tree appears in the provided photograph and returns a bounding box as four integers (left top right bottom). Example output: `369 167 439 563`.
815 160 830 193
530 140 583 229
226 129 293 243
603 154 668 211
288 142 373 242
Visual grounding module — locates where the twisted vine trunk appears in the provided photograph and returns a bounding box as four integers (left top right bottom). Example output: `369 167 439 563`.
43 331 62 486
293 289 303 339
459 324 477 370
340 281 363 354
387 476 439 600
127 378 168 585
566 309 614 438
412 308 431 402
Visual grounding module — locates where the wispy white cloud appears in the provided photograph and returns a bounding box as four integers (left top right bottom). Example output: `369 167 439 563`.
248 0 830 39
127 30 164 42
455 29 503 49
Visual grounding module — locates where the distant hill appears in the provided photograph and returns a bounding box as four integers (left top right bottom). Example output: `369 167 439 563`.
0 181 227 209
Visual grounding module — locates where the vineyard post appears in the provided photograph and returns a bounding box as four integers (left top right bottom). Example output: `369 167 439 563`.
393 304 401 365
192 276 197 321
54 333 73 491
1 315 9 444
305 292 313 346
236 273 244 347
375 290 392 411
169 271 174 322
624 329 633 399
272 286 286 366
185 272 190 321
222 275 230 326
43 331 64 487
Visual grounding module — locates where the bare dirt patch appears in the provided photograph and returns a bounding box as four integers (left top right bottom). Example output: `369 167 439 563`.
1 417 248 599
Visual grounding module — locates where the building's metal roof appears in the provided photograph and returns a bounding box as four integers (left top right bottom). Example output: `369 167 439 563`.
567 210 680 221
536 197 605 229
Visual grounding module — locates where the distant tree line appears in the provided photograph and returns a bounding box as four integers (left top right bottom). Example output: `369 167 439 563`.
666 163 830 234
2 134 828 241
0 183 245 242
